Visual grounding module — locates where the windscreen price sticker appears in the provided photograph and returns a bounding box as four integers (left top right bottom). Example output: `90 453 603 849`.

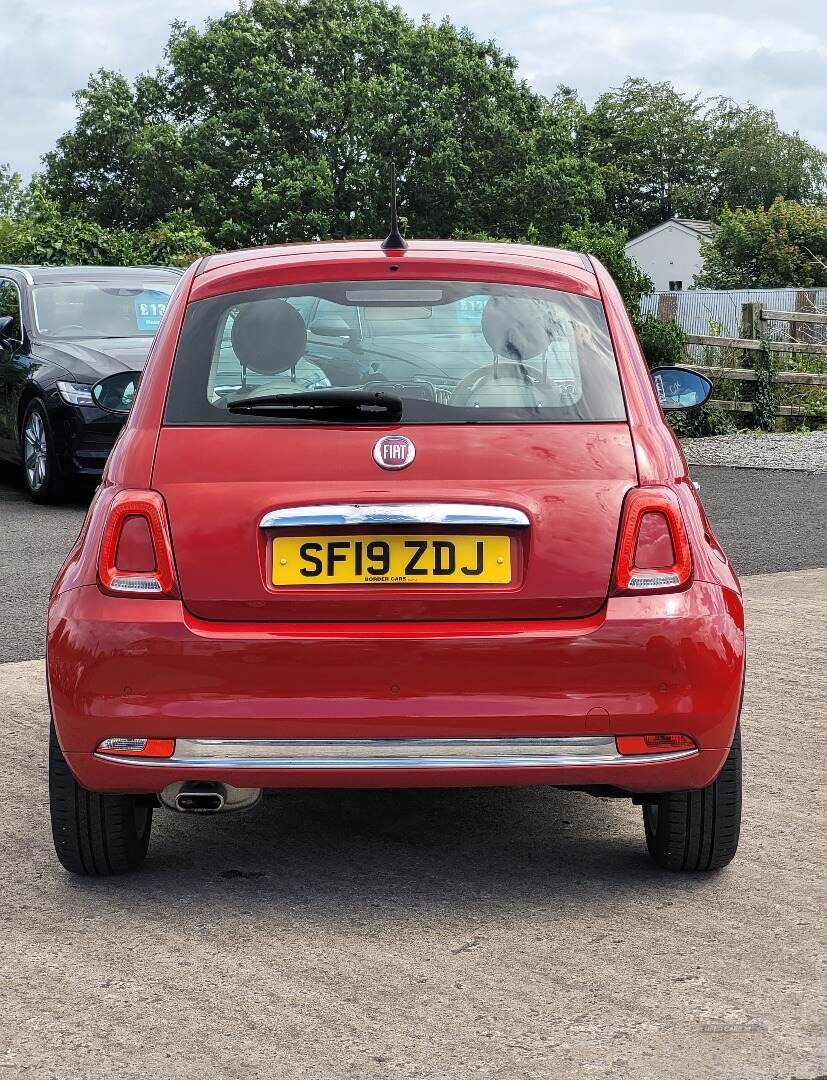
134 291 170 332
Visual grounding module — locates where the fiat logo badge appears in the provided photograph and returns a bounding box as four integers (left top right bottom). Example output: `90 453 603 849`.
373 435 416 470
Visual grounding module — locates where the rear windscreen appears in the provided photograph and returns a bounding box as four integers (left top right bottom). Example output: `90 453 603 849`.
164 280 626 425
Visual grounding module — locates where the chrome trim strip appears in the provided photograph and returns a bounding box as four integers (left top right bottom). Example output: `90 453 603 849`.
259 503 530 529
96 736 697 770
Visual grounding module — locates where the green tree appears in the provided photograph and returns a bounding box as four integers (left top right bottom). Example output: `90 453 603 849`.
43 71 183 233
585 78 711 235
695 199 827 289
706 99 827 211
583 79 827 238
0 164 26 218
44 0 604 248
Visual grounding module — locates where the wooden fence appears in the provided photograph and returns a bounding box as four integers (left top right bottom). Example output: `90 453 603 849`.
681 303 827 418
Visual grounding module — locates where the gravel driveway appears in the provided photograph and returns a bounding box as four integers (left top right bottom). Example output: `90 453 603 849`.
682 430 827 471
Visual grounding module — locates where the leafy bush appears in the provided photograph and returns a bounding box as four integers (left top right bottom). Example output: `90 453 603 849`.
696 198 827 289
635 316 686 368
772 350 827 426
0 186 213 268
667 404 734 438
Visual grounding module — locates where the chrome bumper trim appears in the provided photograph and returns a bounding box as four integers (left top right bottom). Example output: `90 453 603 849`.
96 737 697 770
258 503 530 529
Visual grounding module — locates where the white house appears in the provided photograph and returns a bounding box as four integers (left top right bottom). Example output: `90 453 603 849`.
624 217 715 292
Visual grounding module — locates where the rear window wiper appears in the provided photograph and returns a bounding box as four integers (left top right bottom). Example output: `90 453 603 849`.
226 389 404 422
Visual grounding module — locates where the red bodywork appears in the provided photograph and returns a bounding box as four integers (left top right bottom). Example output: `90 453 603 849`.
48 241 744 795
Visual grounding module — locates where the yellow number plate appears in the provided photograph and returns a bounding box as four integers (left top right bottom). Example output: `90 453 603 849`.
272 534 511 585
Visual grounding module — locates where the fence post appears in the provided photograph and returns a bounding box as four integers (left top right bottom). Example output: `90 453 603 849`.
794 289 816 343
740 302 762 342
657 293 678 323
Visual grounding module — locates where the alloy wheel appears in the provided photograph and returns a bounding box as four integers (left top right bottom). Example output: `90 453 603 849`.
24 409 48 491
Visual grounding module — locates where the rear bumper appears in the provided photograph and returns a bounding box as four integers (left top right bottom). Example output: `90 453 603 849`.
48 580 744 794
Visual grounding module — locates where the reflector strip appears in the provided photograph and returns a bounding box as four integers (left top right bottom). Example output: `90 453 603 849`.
96 737 175 758
616 734 696 755
108 577 164 593
627 572 681 589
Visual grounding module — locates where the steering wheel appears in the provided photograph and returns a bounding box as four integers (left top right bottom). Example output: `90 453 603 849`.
449 362 545 407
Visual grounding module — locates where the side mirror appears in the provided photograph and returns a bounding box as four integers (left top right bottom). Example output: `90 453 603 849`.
0 315 14 341
650 366 712 411
92 371 140 415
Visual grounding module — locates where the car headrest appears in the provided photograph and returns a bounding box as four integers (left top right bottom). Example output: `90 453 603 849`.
230 299 307 375
481 296 553 362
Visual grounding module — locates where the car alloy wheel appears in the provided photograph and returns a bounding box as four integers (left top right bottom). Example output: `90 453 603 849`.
21 400 62 504
24 407 49 492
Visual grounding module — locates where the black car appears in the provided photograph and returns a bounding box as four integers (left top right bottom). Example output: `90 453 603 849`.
0 265 182 502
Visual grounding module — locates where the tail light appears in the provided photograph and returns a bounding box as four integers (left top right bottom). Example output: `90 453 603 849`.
98 489 179 597
613 486 692 593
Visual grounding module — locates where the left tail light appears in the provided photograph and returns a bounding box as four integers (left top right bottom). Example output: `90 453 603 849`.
613 486 692 594
98 489 179 597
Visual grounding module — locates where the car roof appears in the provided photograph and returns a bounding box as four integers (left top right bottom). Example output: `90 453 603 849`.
192 239 599 302
0 265 183 285
198 239 592 275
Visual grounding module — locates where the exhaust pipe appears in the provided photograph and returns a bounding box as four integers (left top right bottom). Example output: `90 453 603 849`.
175 785 225 812
160 781 261 814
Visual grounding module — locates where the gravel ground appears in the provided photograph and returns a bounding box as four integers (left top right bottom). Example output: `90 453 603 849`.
682 430 827 471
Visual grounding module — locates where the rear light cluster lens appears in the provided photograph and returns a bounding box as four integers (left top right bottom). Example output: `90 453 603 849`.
98 490 178 597
614 487 692 593
96 737 175 758
616 734 696 755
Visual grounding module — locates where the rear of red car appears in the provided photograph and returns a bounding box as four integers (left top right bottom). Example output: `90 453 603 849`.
47 241 744 876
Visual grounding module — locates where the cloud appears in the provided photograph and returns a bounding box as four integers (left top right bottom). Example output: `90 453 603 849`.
1 0 825 180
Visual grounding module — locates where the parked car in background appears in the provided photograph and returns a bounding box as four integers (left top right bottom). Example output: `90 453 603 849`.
0 265 182 502
47 238 744 877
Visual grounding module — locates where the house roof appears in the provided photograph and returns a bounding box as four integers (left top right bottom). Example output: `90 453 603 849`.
624 217 716 248
673 218 716 238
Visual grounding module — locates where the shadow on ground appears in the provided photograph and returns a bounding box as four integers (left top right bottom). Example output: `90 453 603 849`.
57 784 700 916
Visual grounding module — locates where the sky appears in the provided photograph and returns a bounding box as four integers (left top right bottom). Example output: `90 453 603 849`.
2 0 826 180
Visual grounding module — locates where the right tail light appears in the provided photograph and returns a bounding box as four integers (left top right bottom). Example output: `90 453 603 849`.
613 486 692 594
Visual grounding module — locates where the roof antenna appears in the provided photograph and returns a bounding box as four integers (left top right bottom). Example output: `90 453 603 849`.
380 163 408 250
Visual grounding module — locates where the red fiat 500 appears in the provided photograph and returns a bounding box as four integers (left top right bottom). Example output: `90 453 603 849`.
47 238 744 875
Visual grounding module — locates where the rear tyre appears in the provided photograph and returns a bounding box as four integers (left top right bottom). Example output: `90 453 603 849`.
21 399 62 504
49 725 153 875
643 724 741 871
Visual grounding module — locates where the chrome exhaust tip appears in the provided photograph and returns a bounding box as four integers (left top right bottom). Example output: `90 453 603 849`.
160 781 261 814
175 786 225 813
